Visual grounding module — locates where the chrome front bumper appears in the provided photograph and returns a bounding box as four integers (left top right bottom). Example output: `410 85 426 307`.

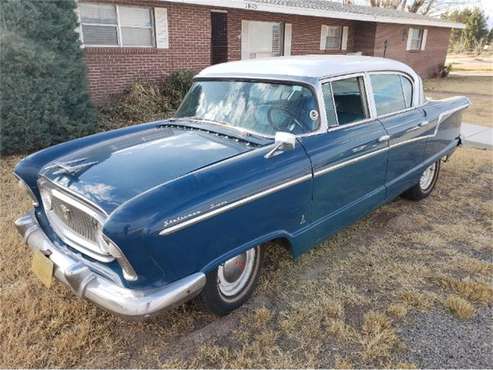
15 211 206 319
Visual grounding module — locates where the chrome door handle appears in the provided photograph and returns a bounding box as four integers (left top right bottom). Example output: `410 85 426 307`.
406 126 420 133
378 135 390 142
419 120 430 127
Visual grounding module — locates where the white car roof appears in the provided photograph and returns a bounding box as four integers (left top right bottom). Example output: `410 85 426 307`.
197 55 419 82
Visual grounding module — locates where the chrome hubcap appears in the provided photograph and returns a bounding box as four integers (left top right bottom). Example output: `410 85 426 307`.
218 248 256 297
420 163 436 190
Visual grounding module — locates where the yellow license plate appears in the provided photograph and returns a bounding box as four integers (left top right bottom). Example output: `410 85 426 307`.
32 249 54 288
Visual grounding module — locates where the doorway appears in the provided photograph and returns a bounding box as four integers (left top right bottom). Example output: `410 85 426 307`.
211 11 228 65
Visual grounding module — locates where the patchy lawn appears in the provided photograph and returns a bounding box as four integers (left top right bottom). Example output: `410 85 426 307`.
446 52 493 73
1 147 492 368
424 75 493 128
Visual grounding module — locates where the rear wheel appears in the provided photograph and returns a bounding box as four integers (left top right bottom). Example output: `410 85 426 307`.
402 160 441 201
200 245 263 316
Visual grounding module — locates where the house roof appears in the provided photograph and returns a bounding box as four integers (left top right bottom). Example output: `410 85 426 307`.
162 0 464 29
197 55 420 82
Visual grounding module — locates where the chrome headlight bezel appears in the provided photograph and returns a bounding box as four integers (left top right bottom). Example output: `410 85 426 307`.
100 234 138 282
14 174 39 207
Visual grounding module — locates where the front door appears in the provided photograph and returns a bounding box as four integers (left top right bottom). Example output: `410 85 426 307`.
299 75 388 249
211 12 228 65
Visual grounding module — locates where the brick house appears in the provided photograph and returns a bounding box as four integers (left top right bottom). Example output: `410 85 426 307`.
76 0 464 104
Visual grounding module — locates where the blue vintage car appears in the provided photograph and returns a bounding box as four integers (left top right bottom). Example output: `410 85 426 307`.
15 56 469 318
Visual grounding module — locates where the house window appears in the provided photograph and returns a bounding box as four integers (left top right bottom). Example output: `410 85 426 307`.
407 28 424 51
80 3 154 47
241 20 284 59
320 25 348 51
325 26 342 49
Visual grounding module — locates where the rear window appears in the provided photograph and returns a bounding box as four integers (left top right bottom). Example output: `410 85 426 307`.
370 74 414 116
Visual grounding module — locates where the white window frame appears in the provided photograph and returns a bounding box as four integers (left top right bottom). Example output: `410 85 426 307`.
320 25 349 51
79 3 155 48
325 25 342 50
407 27 426 51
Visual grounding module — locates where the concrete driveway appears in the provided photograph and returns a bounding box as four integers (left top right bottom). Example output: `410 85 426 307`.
461 123 493 150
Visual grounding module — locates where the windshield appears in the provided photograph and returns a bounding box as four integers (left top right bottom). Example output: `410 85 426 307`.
176 80 321 136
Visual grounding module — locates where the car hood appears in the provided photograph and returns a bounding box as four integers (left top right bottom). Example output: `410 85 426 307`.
41 125 257 213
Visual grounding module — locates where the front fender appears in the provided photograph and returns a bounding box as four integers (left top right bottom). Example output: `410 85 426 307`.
104 142 313 286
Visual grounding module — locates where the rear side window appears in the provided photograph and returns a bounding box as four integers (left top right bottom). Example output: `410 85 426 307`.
370 74 413 116
331 76 370 125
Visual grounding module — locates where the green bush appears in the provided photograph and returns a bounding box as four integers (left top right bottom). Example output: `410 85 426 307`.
161 70 195 109
0 0 96 155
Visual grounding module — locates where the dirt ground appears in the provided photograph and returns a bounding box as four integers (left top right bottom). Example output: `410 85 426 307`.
424 75 493 128
1 146 492 368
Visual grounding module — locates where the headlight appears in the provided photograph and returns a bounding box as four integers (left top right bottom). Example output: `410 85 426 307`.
100 234 138 281
14 174 39 207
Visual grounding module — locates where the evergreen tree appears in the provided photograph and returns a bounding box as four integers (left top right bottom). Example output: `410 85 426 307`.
0 0 96 155
442 7 489 50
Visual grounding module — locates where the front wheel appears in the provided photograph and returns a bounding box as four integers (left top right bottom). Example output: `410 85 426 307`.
200 245 263 316
402 160 441 201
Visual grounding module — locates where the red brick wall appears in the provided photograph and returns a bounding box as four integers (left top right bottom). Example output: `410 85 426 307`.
372 23 450 78
84 0 212 104
225 9 354 60
82 0 450 103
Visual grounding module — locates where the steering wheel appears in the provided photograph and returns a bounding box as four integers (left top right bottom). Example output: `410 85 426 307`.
267 106 306 133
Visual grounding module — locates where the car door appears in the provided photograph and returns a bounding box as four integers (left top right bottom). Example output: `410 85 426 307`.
368 72 429 200
298 74 388 249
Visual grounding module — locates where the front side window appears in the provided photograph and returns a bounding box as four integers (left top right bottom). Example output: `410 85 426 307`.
331 76 369 125
80 3 154 47
177 80 320 136
370 74 413 116
408 28 423 51
325 26 342 49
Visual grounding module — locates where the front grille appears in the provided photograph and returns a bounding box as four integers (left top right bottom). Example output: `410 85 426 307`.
51 196 99 244
38 178 113 262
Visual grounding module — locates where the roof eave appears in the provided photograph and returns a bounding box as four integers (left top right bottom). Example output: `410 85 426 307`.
159 0 465 29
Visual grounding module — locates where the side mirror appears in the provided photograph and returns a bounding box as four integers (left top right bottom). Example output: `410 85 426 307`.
265 132 296 159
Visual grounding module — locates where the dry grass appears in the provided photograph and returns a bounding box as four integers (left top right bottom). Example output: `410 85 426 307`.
424 75 493 127
1 146 492 368
446 295 475 320
359 311 398 362
387 303 408 319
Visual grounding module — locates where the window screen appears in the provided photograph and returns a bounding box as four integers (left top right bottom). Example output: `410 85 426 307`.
119 6 154 47
408 28 423 50
80 3 118 45
370 74 413 116
80 3 154 47
331 77 369 125
325 26 342 49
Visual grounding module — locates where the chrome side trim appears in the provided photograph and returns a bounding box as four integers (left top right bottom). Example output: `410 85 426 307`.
314 146 389 177
388 102 470 149
159 173 313 235
15 211 206 319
